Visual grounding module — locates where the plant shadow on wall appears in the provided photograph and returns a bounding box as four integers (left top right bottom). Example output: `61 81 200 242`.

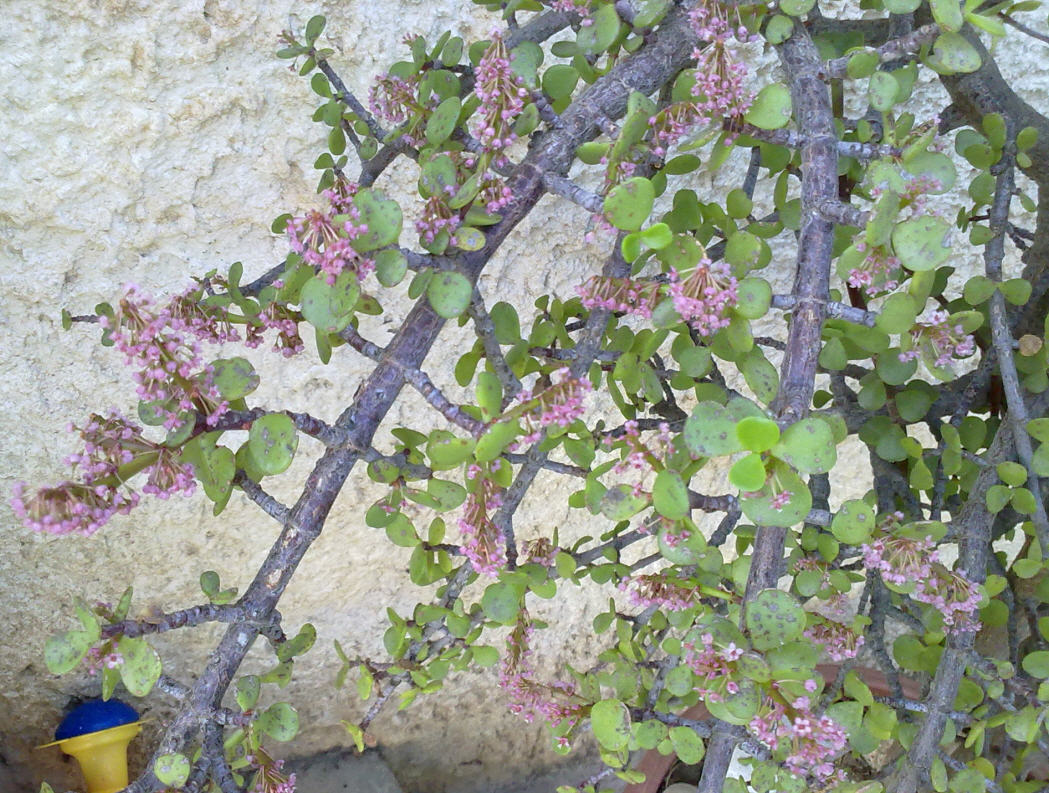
14 1 1049 792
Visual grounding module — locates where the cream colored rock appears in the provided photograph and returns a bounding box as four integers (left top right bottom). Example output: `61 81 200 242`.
2 1 1045 791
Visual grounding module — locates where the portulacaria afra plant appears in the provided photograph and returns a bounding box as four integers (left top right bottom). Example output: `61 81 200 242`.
17 0 1049 792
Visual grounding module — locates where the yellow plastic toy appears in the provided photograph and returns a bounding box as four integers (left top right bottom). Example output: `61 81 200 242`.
40 699 142 793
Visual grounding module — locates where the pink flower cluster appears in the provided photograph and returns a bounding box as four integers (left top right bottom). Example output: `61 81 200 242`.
416 194 461 245
81 645 124 675
245 302 305 358
749 692 848 783
458 462 507 576
650 1 754 155
103 285 232 429
899 310 976 369
520 536 559 567
683 632 745 701
369 71 426 146
668 260 738 336
11 412 196 535
248 751 297 793
286 190 374 286
500 616 585 733
847 241 901 298
478 175 514 215
577 275 661 318
803 620 865 662
620 572 701 611
605 420 673 498
514 368 592 446
471 36 529 158
549 0 592 23
862 534 982 631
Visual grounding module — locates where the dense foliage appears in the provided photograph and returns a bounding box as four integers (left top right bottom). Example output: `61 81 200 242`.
18 0 1049 791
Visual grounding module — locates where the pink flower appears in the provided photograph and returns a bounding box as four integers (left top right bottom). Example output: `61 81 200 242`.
862 533 981 631
286 192 373 285
512 368 592 446
577 275 661 318
668 260 738 336
11 411 195 536
457 464 508 576
649 1 754 154
620 573 700 611
500 616 585 735
899 310 976 370
471 36 529 159
104 286 231 428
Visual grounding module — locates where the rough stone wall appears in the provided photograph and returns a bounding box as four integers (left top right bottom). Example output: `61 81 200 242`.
1 1 1044 792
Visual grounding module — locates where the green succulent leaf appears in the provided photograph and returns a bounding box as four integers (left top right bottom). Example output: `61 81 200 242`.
300 272 360 334
604 177 655 232
153 754 191 788
683 401 743 457
427 271 472 318
745 589 805 650
590 699 631 750
892 216 953 272
744 83 792 130
256 703 300 741
248 414 299 476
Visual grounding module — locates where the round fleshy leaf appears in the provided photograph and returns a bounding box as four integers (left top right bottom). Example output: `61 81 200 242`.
426 430 476 469
118 636 162 696
773 417 837 474
211 357 260 400
831 499 876 545
738 348 779 405
256 703 299 742
604 177 655 232
705 678 761 726
352 189 403 251
590 699 631 751
744 84 792 130
892 216 953 272
668 725 706 763
902 151 956 193
740 463 811 527
451 226 486 252
765 14 793 43
725 231 767 271
543 64 579 100
736 416 780 452
427 479 467 511
876 293 919 334
427 271 472 318
730 453 767 491
734 277 772 319
45 631 94 675
248 414 298 476
154 755 190 788
652 470 689 520
576 3 621 55
868 71 899 112
374 249 408 287
474 420 518 463
930 0 963 31
683 401 743 457
601 484 649 521
236 675 261 711
658 522 707 565
426 96 461 145
745 589 805 651
300 272 360 333
927 32 982 74
481 581 521 624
